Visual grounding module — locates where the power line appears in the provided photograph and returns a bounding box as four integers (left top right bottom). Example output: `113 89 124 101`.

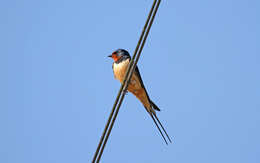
92 0 161 162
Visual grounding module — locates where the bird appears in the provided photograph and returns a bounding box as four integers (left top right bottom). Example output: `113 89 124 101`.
108 49 172 145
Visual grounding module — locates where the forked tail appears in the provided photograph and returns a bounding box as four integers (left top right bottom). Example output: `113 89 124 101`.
149 101 172 145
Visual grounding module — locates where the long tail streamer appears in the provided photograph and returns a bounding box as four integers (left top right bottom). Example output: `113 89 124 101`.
151 112 172 144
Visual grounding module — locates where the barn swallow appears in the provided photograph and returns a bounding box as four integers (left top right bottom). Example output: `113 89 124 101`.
108 49 172 145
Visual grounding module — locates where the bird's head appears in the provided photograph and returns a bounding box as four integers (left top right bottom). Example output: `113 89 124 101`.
108 49 130 62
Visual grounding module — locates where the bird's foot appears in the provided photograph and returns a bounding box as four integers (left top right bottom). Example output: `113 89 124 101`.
123 89 128 95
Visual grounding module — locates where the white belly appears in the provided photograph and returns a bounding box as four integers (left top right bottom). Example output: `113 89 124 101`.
113 59 142 90
113 59 130 83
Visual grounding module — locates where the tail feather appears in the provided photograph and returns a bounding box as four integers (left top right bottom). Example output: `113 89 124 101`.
150 100 160 111
148 101 172 144
149 113 168 145
153 113 172 143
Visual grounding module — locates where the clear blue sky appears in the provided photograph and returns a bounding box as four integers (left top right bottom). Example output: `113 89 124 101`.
1 0 259 162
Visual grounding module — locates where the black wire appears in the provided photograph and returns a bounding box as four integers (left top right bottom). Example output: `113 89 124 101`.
91 1 156 161
92 0 161 162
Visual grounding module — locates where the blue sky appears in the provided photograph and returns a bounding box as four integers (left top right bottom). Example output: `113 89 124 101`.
1 0 260 162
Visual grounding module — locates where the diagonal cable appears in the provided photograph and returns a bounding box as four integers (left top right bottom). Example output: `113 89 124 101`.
92 0 161 162
91 1 156 161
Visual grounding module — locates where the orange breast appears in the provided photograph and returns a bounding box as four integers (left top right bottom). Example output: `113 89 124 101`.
113 60 152 112
127 74 152 112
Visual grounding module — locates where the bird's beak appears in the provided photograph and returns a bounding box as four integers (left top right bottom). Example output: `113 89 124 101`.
108 54 112 58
